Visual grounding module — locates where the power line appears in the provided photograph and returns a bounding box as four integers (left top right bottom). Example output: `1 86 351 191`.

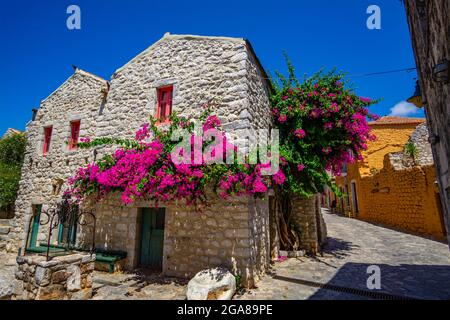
263 67 417 80
349 67 417 78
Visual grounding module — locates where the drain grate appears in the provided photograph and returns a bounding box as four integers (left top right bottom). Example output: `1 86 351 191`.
272 275 417 300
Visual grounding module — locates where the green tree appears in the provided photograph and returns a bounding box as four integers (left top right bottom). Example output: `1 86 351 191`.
0 132 27 217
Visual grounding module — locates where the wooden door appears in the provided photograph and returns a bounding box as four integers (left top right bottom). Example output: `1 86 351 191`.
139 208 165 270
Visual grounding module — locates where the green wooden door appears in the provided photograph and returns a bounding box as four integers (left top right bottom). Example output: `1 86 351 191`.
29 204 42 248
140 208 165 270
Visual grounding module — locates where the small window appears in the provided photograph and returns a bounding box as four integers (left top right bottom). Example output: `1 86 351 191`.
156 86 173 123
43 126 53 155
69 120 81 150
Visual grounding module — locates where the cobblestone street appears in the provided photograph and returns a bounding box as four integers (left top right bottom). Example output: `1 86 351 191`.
237 209 450 300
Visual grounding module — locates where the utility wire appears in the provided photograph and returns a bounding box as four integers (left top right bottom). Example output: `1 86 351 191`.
348 67 417 78
263 67 417 80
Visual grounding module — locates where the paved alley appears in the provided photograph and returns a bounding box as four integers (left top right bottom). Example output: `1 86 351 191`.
237 209 450 300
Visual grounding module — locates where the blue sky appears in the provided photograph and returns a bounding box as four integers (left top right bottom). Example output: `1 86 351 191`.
0 0 422 134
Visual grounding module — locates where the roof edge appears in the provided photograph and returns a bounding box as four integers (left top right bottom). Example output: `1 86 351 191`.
41 68 107 104
113 32 248 77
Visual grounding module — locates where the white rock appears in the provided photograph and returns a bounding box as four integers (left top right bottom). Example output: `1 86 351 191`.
187 268 236 300
67 265 81 292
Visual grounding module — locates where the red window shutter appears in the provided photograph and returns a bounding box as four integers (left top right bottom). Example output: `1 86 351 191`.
43 126 52 155
69 121 81 150
157 86 173 123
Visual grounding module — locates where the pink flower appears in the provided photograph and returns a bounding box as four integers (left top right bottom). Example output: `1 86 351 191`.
271 108 280 116
278 114 287 123
360 97 372 104
309 108 322 119
324 122 334 130
203 115 221 130
273 170 286 185
297 164 305 172
282 96 288 101
322 147 332 154
135 123 150 141
80 137 91 143
294 129 306 139
253 177 268 193
329 103 339 113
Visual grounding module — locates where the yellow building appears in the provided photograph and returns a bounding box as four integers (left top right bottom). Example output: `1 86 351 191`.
333 116 447 241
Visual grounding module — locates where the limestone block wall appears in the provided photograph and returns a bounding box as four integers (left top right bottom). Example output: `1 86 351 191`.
11 70 108 252
357 158 446 241
357 123 423 177
96 34 272 156
15 253 95 300
291 195 327 254
84 192 270 288
164 195 270 288
405 0 450 244
390 123 434 170
83 197 140 269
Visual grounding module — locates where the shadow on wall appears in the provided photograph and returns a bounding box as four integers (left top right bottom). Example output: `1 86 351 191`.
305 262 450 300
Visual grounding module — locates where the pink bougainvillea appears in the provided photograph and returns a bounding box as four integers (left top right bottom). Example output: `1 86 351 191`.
270 67 378 197
65 110 278 207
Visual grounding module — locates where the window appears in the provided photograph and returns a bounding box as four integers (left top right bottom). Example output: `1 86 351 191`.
69 120 81 150
43 126 53 155
156 86 173 123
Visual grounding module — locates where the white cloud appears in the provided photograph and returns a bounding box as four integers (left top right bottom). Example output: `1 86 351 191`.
389 101 419 117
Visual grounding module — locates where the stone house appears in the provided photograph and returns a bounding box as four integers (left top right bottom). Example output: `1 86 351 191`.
10 33 325 287
333 116 447 241
404 0 450 245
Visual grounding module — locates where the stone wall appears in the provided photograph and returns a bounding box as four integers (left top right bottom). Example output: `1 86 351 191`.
291 195 327 254
356 157 446 241
15 253 95 300
82 196 140 269
86 193 270 288
404 0 450 245
357 122 424 177
164 194 270 288
390 123 434 170
10 69 108 252
0 219 13 252
96 33 272 156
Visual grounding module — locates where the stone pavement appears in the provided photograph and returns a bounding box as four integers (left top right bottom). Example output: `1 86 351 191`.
236 209 450 300
92 269 187 300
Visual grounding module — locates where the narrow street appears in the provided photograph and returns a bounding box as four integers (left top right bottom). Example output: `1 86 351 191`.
237 209 450 300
